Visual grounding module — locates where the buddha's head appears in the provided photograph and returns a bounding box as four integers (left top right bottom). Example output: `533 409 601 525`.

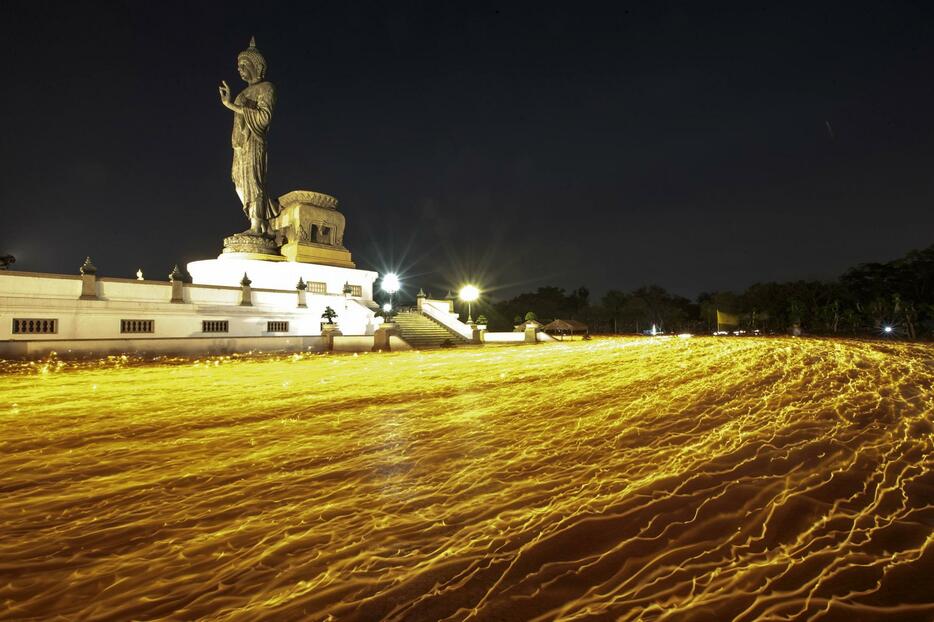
237 36 267 83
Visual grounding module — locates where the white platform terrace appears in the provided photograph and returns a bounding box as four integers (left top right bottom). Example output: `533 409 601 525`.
187 257 376 298
0 265 386 358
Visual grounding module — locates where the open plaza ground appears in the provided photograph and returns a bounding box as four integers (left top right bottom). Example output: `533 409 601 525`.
1 337 933 621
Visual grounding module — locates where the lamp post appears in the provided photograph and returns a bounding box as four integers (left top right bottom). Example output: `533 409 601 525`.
381 273 400 320
342 281 353 311
459 284 479 324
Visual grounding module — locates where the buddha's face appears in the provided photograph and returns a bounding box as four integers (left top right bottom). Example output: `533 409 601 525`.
237 59 258 83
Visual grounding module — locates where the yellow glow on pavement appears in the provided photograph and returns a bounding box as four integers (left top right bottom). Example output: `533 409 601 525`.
1 337 932 620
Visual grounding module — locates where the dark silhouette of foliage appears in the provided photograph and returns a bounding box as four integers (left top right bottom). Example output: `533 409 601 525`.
490 244 933 339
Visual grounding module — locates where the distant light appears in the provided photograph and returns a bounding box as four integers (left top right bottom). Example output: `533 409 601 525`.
678 333 692 339
381 273 400 294
650 324 658 336
459 285 480 302
382 303 392 313
136 269 144 280
883 325 893 334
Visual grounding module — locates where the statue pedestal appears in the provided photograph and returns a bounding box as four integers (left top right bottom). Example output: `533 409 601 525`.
270 190 355 268
195 190 366 290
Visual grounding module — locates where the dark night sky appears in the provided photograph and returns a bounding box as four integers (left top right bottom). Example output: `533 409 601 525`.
2 1 933 301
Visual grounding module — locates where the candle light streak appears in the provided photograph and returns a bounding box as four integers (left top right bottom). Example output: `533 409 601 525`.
0 337 932 620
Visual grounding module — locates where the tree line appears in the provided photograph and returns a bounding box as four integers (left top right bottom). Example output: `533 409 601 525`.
482 244 934 339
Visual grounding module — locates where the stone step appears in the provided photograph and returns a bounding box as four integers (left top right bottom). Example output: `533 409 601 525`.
393 311 468 348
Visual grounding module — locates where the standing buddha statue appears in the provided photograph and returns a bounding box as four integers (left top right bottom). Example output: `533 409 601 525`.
218 37 279 240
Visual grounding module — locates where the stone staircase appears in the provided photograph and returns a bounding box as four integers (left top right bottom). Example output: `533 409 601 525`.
393 310 469 349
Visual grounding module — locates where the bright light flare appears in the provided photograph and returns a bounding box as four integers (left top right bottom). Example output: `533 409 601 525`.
382 302 392 313
381 273 400 294
458 284 479 302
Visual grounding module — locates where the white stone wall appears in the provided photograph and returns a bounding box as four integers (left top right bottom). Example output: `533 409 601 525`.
0 271 379 345
481 332 525 343
481 332 554 343
0 335 330 359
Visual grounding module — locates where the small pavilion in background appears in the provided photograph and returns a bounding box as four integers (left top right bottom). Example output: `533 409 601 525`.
541 319 589 340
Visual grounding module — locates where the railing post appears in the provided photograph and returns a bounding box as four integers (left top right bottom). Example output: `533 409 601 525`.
169 265 185 303
79 256 98 300
240 273 252 306
321 323 341 351
372 320 398 352
296 277 307 308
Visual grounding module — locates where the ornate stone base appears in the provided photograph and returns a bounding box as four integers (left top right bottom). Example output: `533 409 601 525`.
270 190 356 268
222 232 280 257
279 241 355 268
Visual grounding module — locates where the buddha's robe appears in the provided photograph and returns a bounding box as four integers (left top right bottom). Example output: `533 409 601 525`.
231 80 279 221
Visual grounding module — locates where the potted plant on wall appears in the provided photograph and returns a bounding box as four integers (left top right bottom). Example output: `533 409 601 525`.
321 306 342 336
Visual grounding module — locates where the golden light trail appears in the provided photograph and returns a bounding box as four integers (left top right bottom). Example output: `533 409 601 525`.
1 337 932 620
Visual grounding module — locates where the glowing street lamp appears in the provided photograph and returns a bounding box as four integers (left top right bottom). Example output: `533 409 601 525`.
381 273 400 319
883 325 893 334
382 273 400 295
459 284 480 324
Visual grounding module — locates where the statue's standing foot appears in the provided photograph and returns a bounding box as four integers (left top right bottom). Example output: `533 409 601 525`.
249 217 271 237
240 218 268 237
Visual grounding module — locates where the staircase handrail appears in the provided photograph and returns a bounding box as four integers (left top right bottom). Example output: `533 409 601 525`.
419 299 474 340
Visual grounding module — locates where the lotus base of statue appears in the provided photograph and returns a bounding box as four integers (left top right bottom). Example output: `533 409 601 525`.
222 231 282 260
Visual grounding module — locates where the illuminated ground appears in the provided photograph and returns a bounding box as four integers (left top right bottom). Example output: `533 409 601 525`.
1 337 933 621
